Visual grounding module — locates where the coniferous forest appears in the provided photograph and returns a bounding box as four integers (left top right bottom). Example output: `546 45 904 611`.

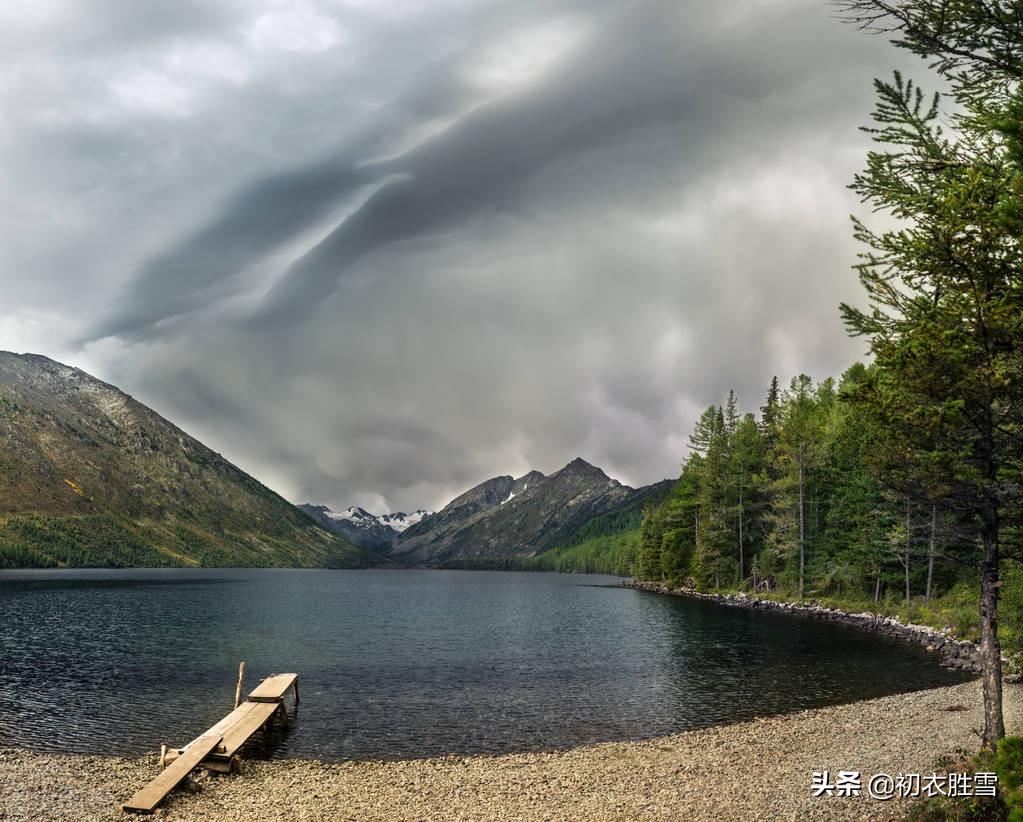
637 370 1019 624
637 0 1023 752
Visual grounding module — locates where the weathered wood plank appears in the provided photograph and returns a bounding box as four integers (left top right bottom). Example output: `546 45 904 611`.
219 700 279 756
122 734 222 815
164 702 271 765
169 701 259 758
200 701 259 738
247 673 298 703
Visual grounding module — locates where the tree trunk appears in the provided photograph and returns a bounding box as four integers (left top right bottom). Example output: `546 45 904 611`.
904 503 911 604
925 504 936 607
738 476 744 584
874 572 881 603
980 497 1005 748
798 443 805 600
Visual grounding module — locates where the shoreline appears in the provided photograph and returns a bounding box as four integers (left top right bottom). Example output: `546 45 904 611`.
1 680 1019 821
623 578 984 675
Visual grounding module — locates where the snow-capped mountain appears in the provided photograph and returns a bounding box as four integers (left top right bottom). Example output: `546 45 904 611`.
299 504 432 551
376 510 430 532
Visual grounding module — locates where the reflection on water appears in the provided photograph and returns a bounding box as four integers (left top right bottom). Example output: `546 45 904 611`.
0 568 969 761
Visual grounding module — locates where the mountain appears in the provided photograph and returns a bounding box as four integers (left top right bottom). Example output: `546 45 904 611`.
388 458 667 564
298 504 431 552
0 352 387 569
377 510 431 532
550 476 674 549
435 478 675 575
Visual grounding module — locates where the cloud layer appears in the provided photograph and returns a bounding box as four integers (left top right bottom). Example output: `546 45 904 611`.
0 0 918 512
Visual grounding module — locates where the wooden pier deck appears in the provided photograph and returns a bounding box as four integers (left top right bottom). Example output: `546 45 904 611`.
247 673 298 703
122 670 299 814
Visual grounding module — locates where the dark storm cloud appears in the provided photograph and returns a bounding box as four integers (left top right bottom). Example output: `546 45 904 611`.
90 1 836 338
92 3 686 338
257 6 704 327
0 0 918 511
92 160 362 339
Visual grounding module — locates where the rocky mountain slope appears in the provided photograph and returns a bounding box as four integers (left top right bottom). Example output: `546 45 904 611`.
377 510 431 531
389 458 666 564
298 504 431 552
0 352 386 568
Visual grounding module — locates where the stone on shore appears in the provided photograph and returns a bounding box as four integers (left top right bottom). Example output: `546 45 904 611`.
0 680 1018 821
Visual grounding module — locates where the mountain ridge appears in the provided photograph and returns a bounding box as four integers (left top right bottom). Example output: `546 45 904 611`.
0 351 666 572
298 504 431 552
387 458 667 564
0 352 387 568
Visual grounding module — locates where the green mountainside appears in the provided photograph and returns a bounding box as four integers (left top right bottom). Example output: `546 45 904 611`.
437 528 642 576
434 479 672 575
0 352 385 568
390 458 670 565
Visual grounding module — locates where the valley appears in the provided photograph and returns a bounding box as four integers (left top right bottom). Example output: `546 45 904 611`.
0 351 663 573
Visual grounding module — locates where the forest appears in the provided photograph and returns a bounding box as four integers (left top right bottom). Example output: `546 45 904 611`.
636 371 1019 625
634 0 1023 757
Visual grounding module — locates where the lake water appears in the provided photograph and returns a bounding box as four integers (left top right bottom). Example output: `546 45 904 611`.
0 568 969 761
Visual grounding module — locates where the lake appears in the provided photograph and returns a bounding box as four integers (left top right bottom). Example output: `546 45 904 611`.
0 568 969 760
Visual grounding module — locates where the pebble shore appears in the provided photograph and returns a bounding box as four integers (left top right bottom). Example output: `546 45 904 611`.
1 680 1019 821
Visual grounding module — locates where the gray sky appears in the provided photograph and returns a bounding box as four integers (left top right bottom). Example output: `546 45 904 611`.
0 0 915 513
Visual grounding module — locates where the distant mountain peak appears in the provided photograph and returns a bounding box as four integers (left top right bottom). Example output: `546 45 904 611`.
558 457 610 479
387 458 647 563
518 469 546 482
298 503 433 550
378 509 431 532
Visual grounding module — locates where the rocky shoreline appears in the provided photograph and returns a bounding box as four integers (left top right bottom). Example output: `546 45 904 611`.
2 680 1019 821
623 579 985 675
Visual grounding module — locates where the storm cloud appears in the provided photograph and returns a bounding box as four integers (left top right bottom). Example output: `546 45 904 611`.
0 0 918 512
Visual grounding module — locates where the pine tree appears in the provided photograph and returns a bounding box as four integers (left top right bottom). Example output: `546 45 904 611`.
696 407 735 588
689 405 720 456
659 461 700 581
760 377 781 446
768 375 828 599
838 0 1023 746
724 390 739 437
821 364 894 601
637 501 665 581
729 413 768 584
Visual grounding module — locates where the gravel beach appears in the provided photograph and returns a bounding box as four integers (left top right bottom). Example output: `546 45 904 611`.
1 680 1017 822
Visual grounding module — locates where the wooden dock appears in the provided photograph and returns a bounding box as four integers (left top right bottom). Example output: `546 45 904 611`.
122 669 299 815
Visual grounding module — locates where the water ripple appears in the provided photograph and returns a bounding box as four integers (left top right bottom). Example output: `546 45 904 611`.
0 568 969 760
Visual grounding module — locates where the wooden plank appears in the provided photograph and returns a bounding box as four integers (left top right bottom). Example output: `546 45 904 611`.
163 750 239 773
219 700 279 756
247 673 298 703
122 734 222 815
164 699 279 767
170 701 259 756
198 701 259 739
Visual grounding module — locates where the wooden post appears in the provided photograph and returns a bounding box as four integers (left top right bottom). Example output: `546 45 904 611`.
234 661 246 709
159 744 167 769
293 678 300 708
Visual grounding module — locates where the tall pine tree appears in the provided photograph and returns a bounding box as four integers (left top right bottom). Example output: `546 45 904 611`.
839 0 1023 746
